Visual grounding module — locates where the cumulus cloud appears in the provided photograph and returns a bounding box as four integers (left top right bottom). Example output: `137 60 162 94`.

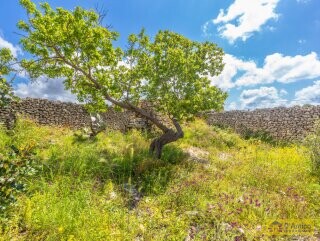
228 86 288 110
292 80 320 105
203 0 280 43
209 54 256 90
14 78 78 103
210 52 320 89
0 36 21 57
226 101 238 110
235 52 320 86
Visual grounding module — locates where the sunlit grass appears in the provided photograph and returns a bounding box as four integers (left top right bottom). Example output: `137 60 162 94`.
1 118 319 240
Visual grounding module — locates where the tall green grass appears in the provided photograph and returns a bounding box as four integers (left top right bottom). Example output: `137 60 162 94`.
0 118 319 240
305 120 320 178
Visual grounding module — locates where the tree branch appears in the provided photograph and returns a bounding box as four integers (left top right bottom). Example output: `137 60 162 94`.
172 118 184 137
51 46 170 133
124 101 170 132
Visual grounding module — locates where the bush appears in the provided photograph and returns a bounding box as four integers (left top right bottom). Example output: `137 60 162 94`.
305 120 320 176
0 144 38 215
241 126 276 144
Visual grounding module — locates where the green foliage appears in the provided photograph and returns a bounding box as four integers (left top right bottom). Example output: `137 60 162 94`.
0 119 52 215
18 0 226 120
1 118 320 240
242 128 276 144
305 120 320 177
0 145 37 214
18 0 121 111
0 48 18 108
123 30 227 120
182 119 245 149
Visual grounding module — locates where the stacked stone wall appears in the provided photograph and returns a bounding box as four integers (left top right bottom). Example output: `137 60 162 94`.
1 98 319 140
0 98 134 130
206 105 320 140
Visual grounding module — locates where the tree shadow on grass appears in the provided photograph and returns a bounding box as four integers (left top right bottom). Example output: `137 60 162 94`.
39 138 188 208
108 145 187 189
106 145 187 208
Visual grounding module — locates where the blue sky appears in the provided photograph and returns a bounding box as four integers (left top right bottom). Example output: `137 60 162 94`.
0 0 320 109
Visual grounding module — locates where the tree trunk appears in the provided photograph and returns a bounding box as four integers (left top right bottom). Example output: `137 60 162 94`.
102 93 184 159
149 118 184 159
88 113 108 138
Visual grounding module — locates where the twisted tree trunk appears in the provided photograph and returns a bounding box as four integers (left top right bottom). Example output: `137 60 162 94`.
149 118 184 159
49 46 185 158
100 97 184 159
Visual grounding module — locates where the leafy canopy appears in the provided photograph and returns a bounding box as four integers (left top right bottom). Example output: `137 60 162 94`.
18 0 227 120
0 48 17 107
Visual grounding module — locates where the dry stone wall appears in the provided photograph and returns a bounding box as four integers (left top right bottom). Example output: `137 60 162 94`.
0 98 91 129
206 105 320 140
0 98 149 131
1 98 320 140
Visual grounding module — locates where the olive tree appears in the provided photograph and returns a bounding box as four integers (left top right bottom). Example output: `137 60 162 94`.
18 0 227 158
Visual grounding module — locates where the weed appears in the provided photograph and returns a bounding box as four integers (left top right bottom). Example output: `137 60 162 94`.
0 118 319 240
305 120 320 178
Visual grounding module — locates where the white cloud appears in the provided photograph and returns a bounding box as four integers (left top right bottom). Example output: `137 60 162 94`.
14 78 78 103
236 86 288 109
201 22 211 36
292 80 320 105
235 52 320 86
0 36 21 57
203 0 280 43
210 52 320 89
226 101 238 110
209 54 256 90
279 89 288 96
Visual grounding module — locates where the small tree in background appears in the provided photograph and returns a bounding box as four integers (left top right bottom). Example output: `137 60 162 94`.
0 48 17 108
18 0 227 158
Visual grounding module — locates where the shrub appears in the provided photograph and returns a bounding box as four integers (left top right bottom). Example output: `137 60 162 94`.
0 144 38 215
305 120 320 177
241 127 276 144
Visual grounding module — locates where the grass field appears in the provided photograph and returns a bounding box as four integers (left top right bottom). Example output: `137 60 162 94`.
0 118 319 240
